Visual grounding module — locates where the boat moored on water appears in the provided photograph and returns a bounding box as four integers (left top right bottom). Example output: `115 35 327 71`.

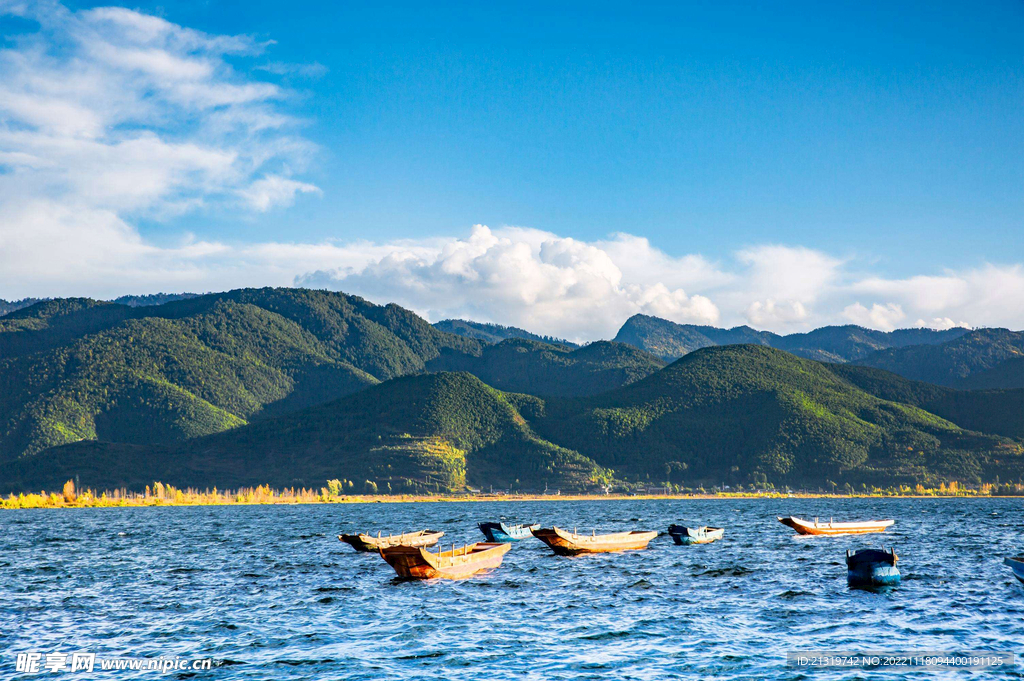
846 548 900 588
1005 557 1024 584
532 526 658 555
338 529 443 552
478 521 540 542
379 542 511 579
668 525 724 545
778 516 894 536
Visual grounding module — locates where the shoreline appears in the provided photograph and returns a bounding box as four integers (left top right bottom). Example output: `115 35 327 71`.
4 491 1022 510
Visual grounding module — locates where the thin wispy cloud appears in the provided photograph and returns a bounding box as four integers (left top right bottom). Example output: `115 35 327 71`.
0 0 319 290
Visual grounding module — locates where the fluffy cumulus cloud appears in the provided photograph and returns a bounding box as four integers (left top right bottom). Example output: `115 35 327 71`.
299 226 721 341
841 302 906 332
297 234 1024 339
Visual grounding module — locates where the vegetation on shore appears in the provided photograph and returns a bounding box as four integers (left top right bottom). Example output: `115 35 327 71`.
4 478 1023 510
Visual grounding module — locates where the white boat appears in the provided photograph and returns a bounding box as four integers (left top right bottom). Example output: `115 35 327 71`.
778 516 894 536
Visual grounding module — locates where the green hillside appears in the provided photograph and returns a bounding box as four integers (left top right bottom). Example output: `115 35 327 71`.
0 372 608 493
0 288 483 460
427 339 665 396
2 289 1022 494
612 314 969 362
528 345 1022 487
828 364 1024 440
856 329 1024 386
434 319 578 347
957 356 1024 390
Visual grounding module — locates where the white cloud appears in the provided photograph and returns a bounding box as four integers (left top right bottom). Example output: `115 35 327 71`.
746 299 809 327
0 0 319 293
842 302 906 332
240 175 322 211
736 245 843 304
850 265 1024 330
299 225 722 341
915 317 968 331
256 61 329 78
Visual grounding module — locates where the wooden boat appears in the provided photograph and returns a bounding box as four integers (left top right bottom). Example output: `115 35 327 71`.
337 529 443 552
667 524 724 545
532 526 658 555
1004 556 1024 584
380 542 511 579
478 521 540 542
846 548 900 587
778 516 894 536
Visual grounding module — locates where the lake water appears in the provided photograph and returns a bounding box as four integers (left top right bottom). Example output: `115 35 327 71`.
2 498 1022 679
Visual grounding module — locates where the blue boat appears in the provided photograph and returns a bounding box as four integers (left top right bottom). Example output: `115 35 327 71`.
1005 557 1024 584
668 524 724 545
478 522 540 542
846 548 900 588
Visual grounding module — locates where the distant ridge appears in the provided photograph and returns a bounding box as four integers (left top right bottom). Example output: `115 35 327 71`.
0 298 43 317
855 328 1024 387
612 313 971 363
434 318 578 347
0 292 201 318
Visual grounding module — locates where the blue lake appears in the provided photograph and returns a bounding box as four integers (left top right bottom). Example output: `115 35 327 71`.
2 498 1022 679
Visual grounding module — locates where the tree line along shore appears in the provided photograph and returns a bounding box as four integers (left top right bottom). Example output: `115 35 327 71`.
3 479 1023 509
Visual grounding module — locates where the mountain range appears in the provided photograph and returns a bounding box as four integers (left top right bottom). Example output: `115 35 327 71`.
1 289 1021 493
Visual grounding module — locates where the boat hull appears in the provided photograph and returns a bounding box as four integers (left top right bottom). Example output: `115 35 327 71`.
668 525 724 545
847 549 900 588
338 530 442 552
532 527 658 555
779 516 894 536
478 522 539 542
847 563 901 588
380 542 511 580
1005 557 1024 584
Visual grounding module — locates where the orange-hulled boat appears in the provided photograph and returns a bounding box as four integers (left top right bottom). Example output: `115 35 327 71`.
338 529 443 552
380 542 511 579
778 516 894 536
532 526 658 555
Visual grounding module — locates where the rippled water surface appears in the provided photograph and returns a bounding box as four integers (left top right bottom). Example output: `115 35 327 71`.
2 498 1023 679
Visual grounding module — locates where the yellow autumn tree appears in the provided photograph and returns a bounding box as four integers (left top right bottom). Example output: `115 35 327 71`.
62 479 76 504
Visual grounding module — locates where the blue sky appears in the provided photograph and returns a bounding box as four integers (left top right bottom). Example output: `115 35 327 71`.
1 0 1022 338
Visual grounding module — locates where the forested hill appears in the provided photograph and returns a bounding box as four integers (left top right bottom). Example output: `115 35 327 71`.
525 345 1023 489
0 372 608 492
434 319 578 347
958 356 1024 390
1 289 1023 494
0 288 481 461
854 329 1024 387
3 345 1021 493
426 339 665 396
612 314 971 362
